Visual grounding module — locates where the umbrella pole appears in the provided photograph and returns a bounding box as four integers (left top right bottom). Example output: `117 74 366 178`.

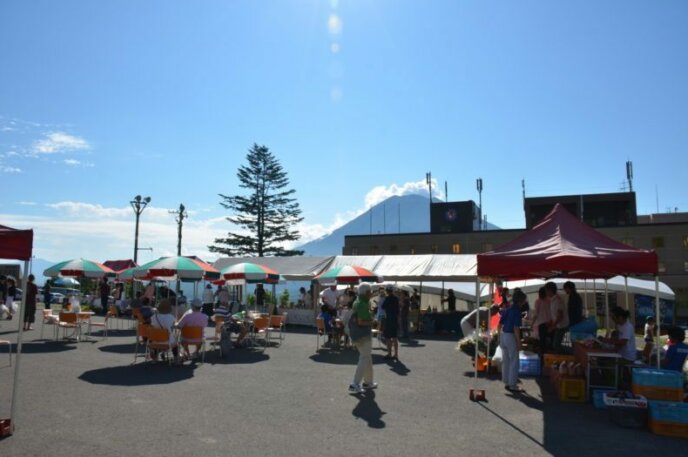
655 276 661 369
583 279 588 313
593 280 598 332
624 276 629 311
9 259 30 434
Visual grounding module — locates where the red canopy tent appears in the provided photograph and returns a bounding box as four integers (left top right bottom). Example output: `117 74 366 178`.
0 224 34 436
477 203 662 368
477 204 658 279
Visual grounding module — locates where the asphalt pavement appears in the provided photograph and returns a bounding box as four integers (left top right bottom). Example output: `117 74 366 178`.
0 315 685 457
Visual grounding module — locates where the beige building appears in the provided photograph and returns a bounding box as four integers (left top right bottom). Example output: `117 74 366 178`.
344 208 688 322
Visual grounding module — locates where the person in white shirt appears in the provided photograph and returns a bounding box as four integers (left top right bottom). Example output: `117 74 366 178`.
150 299 180 363
546 282 568 353
531 287 552 356
320 285 338 311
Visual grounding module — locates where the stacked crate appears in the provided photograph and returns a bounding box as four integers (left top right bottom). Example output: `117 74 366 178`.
632 368 685 402
648 401 688 438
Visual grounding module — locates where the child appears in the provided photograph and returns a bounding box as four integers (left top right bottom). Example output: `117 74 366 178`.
663 326 688 372
642 316 656 363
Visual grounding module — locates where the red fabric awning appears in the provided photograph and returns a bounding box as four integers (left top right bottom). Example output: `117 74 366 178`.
477 204 658 280
103 259 138 273
0 224 33 261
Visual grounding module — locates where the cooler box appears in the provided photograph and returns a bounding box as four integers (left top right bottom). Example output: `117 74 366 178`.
604 392 648 429
648 401 688 438
519 351 541 376
592 388 615 409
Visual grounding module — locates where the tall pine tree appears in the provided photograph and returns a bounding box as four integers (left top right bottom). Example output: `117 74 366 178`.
210 144 304 257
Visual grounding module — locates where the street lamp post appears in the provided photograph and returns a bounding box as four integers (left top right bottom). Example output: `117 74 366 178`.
130 195 151 264
169 203 188 256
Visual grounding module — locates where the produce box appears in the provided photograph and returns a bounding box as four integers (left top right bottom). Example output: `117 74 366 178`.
632 368 684 389
555 377 586 402
632 384 684 402
649 419 688 438
603 391 648 408
649 401 688 425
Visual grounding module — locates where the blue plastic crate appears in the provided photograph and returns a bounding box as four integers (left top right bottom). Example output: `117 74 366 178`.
649 401 688 425
519 355 541 376
592 389 615 409
632 368 684 389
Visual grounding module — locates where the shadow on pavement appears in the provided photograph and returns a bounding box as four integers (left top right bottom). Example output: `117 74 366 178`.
99 343 136 354
351 390 386 429
387 359 410 376
209 349 270 365
476 401 544 449
309 351 388 366
79 363 196 386
12 341 79 354
399 339 426 348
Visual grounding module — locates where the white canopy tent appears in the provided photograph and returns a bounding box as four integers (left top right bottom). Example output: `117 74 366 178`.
503 276 675 301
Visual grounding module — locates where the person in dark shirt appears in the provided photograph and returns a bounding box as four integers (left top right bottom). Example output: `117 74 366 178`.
563 281 583 327
399 290 411 339
441 289 457 312
381 285 400 360
255 284 265 310
24 274 38 330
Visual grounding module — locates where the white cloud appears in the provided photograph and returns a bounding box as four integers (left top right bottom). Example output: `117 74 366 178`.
17 201 37 206
64 159 81 166
364 179 444 208
32 132 90 155
0 165 21 173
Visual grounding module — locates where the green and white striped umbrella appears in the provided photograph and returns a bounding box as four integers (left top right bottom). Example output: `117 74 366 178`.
132 256 219 280
220 262 280 284
44 259 116 278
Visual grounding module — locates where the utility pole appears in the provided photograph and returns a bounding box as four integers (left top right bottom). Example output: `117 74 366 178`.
130 195 151 264
476 178 483 231
169 203 188 256
626 160 634 192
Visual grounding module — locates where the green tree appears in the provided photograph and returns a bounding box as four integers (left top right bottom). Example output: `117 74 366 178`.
210 143 304 257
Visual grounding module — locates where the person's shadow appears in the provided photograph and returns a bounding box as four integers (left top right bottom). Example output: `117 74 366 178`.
351 390 386 429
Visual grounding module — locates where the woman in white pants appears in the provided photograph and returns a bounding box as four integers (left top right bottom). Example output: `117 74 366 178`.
499 289 525 392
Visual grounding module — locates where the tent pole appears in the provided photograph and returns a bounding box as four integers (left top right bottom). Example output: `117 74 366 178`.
419 281 423 310
583 279 588 313
624 276 629 311
655 276 661 369
474 278 480 382
592 280 598 331
604 279 609 331
10 259 30 434
441 281 445 312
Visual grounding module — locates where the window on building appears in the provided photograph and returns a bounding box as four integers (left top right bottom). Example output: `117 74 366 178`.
652 237 665 248
350 247 358 255
370 246 378 255
431 244 438 254
684 261 688 273
410 247 416 255
621 238 634 247
482 243 493 252
658 262 666 273
389 245 397 253
452 243 461 254
683 235 688 248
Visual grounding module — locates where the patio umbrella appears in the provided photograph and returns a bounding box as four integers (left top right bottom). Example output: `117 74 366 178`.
314 265 380 285
133 256 220 281
44 259 115 278
52 277 81 287
220 262 280 284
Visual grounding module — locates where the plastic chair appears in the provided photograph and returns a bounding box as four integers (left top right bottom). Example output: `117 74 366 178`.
0 339 10 366
106 305 122 330
206 316 225 357
251 317 269 352
266 314 286 347
134 323 150 364
88 314 110 339
146 327 173 365
179 326 205 362
40 309 59 340
57 312 80 341
315 318 336 350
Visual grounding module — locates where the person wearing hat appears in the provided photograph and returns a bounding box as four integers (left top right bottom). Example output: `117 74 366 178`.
176 298 208 360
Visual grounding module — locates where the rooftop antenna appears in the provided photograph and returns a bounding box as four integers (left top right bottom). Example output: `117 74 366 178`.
521 179 526 206
626 160 634 192
426 172 433 204
476 177 483 231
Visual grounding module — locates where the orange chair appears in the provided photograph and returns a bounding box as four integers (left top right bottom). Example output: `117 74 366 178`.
88 313 110 339
251 317 269 351
179 326 205 362
315 317 332 351
57 312 80 341
145 327 174 365
134 323 150 364
106 305 122 330
206 315 226 357
40 309 59 340
266 314 286 347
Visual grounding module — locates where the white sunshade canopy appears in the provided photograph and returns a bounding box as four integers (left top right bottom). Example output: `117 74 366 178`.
503 276 675 301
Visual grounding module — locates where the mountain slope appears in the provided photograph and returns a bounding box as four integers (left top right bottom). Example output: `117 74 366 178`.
298 194 499 256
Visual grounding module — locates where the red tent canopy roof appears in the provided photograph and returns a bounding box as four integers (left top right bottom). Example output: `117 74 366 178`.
477 204 658 280
103 259 138 273
0 224 33 261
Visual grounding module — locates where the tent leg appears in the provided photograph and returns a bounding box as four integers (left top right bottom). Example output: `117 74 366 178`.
9 259 30 435
655 276 661 369
624 276 629 310
592 280 598 332
604 280 609 331
583 279 588 313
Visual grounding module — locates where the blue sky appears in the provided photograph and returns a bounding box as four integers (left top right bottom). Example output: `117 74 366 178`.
1 0 687 263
